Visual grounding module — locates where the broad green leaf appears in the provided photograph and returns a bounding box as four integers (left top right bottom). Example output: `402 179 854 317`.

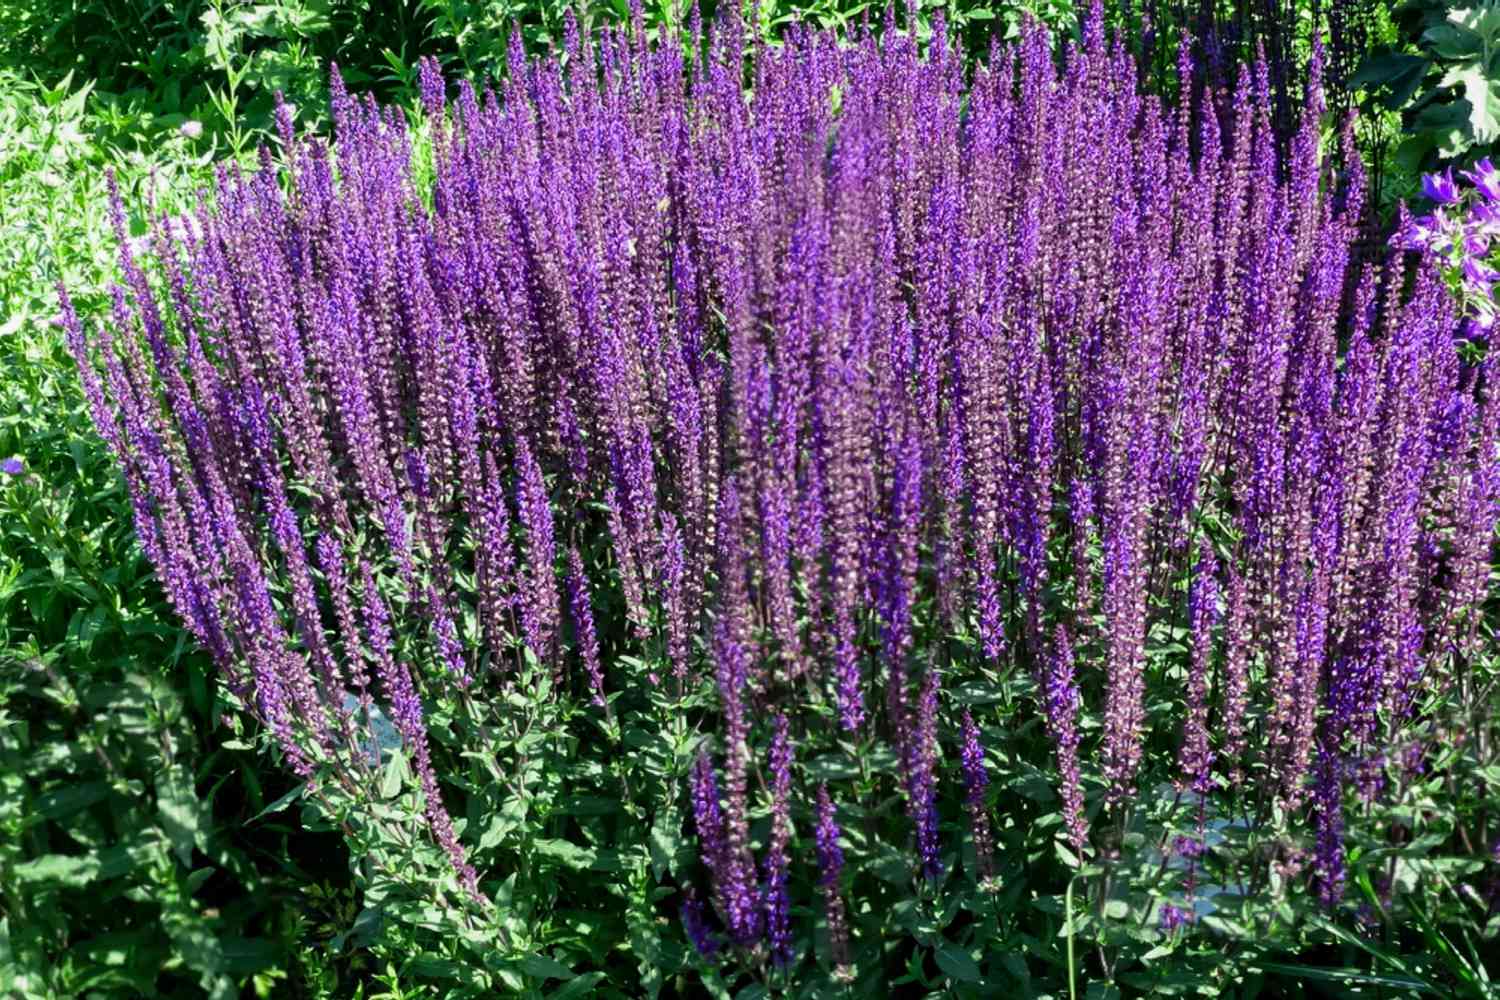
520 954 574 981
546 973 607 1000
649 802 683 880
1449 5 1500 44
380 749 407 799
33 780 110 822
532 838 596 870
13 852 101 887
156 769 205 865
1458 71 1500 141
934 943 983 983
1424 22 1482 60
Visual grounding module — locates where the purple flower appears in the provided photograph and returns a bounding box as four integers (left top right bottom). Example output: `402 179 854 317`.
0 458 22 476
1176 545 1219 794
815 785 851 969
1463 255 1499 288
1312 744 1347 907
691 752 728 889
814 785 845 888
565 547 607 708
1423 168 1461 205
681 894 722 957
905 669 943 880
1463 158 1500 202
1172 836 1204 860
1159 903 1192 933
1044 628 1089 854
960 711 995 880
763 715 795 967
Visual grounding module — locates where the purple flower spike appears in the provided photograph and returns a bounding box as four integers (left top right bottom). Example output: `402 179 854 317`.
682 893 722 957
815 785 851 970
1159 903 1192 933
691 752 728 890
960 711 996 881
814 785 845 888
1044 628 1089 855
1422 168 1461 205
905 669 943 880
763 715 795 967
1312 744 1347 908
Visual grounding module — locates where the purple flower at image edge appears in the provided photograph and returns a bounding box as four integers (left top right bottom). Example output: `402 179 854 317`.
0 458 23 476
1462 158 1500 202
1423 168 1461 205
1462 256 1500 288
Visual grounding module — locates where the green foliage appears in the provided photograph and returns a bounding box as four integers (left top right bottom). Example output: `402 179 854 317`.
1 0 1084 153
0 66 281 999
1354 1 1500 180
0 65 495 999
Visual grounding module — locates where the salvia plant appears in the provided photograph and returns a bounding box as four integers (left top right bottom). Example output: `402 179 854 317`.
62 0 1500 993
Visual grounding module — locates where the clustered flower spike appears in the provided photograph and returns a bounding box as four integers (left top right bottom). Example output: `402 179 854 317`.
681 892 722 957
960 711 996 881
906 668 944 880
815 785 851 971
64 1 1495 959
763 715 796 967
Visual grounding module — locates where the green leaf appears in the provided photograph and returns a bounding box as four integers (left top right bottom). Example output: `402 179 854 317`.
1456 70 1500 141
520 954 574 981
803 753 862 782
156 768 205 865
1351 52 1430 108
532 838 596 870
247 782 305 823
13 852 101 887
649 803 683 880
1255 962 1438 993
934 943 983 983
33 780 110 822
1423 22 1482 60
331 907 383 952
381 749 407 799
546 973 607 1000
1412 99 1475 156
478 796 527 851
1449 5 1500 44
